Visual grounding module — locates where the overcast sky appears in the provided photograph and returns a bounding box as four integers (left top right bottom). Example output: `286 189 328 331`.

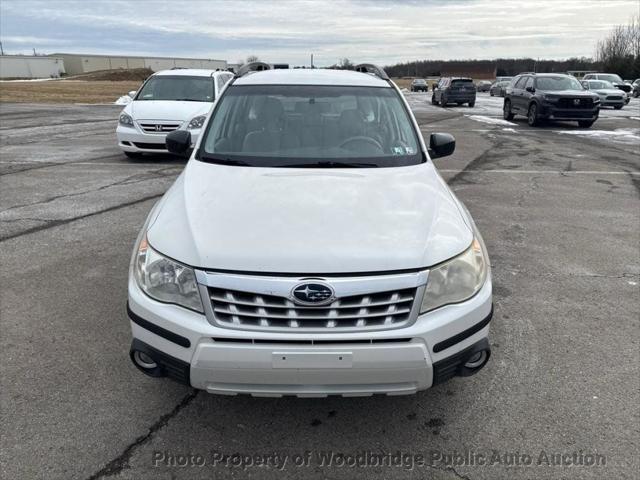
1 0 637 66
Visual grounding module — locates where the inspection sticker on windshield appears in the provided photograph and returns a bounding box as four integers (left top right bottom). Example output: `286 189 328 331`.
393 146 405 155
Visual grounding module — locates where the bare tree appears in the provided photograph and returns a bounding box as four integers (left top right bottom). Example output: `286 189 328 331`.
246 55 260 64
596 15 639 79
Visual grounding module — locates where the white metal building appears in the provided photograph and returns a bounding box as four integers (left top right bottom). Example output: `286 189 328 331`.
0 55 66 79
50 53 227 75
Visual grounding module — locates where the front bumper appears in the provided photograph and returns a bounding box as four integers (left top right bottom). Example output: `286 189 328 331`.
539 104 599 121
127 274 493 397
116 125 200 154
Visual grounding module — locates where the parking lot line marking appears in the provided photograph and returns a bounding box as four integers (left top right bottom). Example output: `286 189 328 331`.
438 169 640 175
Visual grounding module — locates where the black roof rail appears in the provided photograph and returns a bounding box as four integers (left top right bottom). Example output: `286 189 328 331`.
170 67 187 70
354 63 390 80
235 61 272 77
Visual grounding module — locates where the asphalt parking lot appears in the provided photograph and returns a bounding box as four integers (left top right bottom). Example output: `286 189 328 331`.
1 92 639 480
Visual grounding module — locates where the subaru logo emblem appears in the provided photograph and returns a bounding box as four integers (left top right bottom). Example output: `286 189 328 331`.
291 282 335 306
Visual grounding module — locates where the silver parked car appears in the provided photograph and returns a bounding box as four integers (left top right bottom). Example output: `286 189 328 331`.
489 81 509 97
581 80 626 109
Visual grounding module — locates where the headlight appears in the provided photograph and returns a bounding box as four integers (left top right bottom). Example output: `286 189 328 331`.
134 236 203 312
420 237 488 313
541 95 558 102
119 113 134 126
187 115 206 130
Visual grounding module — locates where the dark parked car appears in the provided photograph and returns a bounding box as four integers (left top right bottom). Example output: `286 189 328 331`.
476 80 492 92
410 78 428 92
432 77 476 107
632 79 640 98
582 73 632 94
503 73 600 127
489 81 509 97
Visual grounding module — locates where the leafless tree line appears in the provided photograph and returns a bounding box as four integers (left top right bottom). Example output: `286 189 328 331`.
596 15 639 79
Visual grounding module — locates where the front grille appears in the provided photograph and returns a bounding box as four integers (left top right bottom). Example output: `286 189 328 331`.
606 95 622 100
558 98 593 109
554 110 593 118
132 142 166 150
138 121 181 133
208 287 417 330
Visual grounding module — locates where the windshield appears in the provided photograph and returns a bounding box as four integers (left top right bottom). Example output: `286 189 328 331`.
136 76 214 102
413 79 426 84
536 76 583 91
589 80 614 89
599 74 623 83
451 79 473 86
200 85 421 168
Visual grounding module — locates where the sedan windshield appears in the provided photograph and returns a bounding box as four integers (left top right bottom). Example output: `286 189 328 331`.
136 76 214 102
589 80 614 90
536 76 583 91
413 79 426 84
200 85 421 168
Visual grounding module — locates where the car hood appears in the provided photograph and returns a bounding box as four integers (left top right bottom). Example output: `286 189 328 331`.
130 100 211 121
592 89 624 95
147 161 473 273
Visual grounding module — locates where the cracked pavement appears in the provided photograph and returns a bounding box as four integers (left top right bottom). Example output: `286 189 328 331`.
1 95 638 480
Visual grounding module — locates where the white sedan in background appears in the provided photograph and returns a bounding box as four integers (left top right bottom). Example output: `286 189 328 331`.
581 79 627 109
116 69 233 158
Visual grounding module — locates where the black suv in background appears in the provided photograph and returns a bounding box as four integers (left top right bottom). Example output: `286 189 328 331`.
503 73 600 127
432 77 476 107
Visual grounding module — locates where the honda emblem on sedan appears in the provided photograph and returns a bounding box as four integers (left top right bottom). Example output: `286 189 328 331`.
155 124 163 132
291 282 335 305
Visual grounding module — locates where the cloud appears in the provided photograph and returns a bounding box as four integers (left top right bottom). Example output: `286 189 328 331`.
0 0 636 65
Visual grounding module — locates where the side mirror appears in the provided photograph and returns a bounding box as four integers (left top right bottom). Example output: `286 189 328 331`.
128 90 137 98
429 133 455 159
525 86 535 93
166 130 192 155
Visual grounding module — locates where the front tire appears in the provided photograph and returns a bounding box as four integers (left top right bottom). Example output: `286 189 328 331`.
527 103 539 127
503 100 514 120
578 120 595 128
124 151 143 159
441 96 448 107
490 91 494 96
469 100 475 107
431 95 438 105
614 105 623 110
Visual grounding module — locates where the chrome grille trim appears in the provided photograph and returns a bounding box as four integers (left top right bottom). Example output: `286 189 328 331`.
138 121 182 134
196 270 428 333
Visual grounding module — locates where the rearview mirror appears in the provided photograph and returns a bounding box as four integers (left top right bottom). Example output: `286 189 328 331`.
429 133 456 159
166 130 192 155
525 86 535 93
128 90 137 98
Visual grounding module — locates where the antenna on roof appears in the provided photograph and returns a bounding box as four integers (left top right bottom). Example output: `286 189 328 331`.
235 61 272 77
354 63 389 80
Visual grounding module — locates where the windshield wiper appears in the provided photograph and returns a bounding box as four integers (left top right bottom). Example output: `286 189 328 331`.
274 161 379 168
197 154 250 166
175 98 204 102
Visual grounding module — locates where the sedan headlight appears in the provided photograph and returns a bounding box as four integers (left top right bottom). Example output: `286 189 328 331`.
119 113 134 127
420 237 488 313
187 115 206 130
134 235 203 312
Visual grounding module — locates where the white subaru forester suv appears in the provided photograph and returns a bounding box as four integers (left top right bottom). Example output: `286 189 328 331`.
116 68 233 158
127 63 493 397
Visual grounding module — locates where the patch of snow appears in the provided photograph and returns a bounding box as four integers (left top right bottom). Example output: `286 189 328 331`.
0 77 59 82
630 117 640 121
115 95 132 105
466 115 516 126
502 128 517 133
555 128 640 144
